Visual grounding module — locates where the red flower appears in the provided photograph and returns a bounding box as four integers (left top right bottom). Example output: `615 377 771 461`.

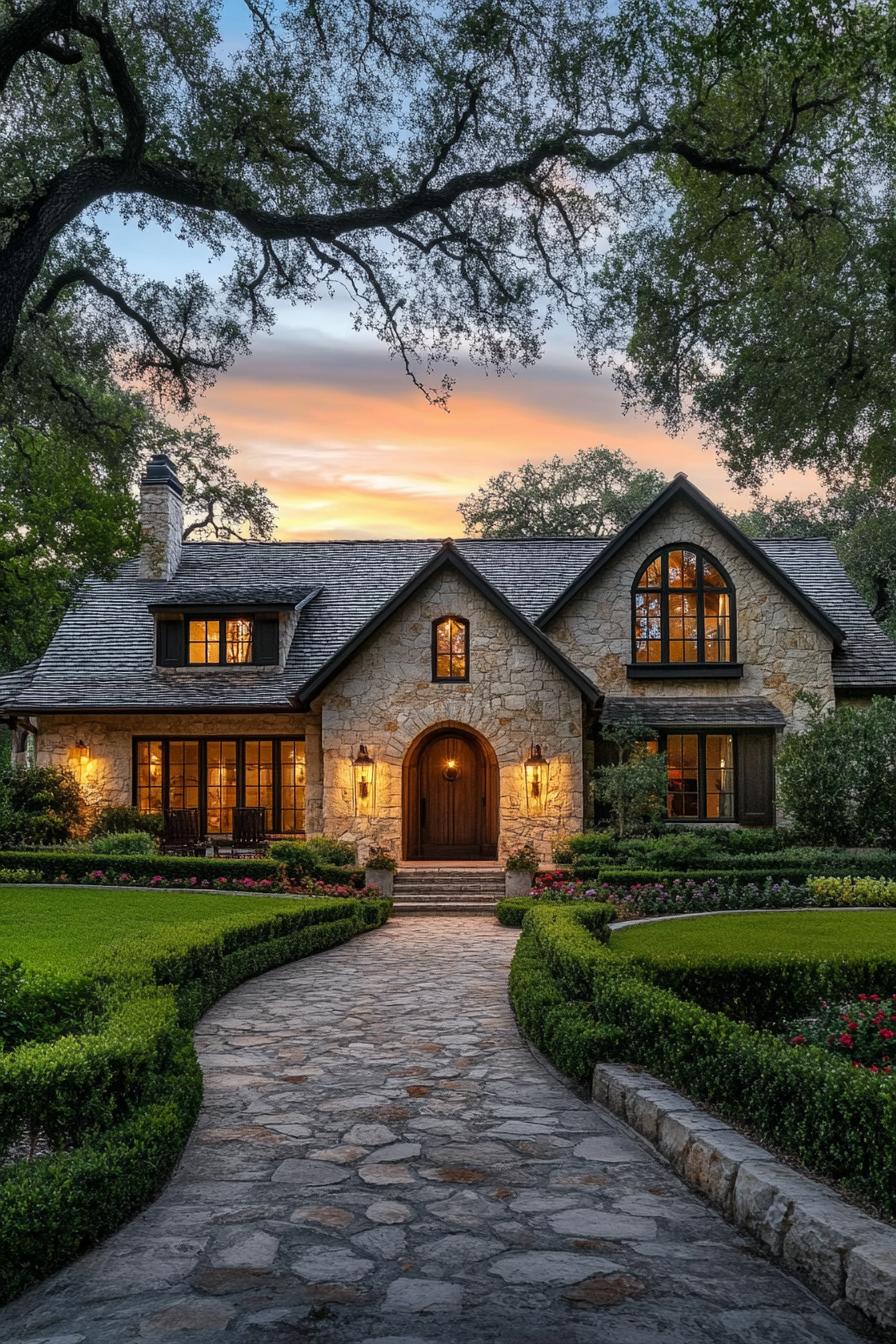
880 1028 895 1040
838 1033 855 1048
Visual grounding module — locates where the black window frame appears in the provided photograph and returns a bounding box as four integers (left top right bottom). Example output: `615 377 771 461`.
658 729 737 823
629 544 738 674
431 615 470 683
132 735 306 835
156 612 281 667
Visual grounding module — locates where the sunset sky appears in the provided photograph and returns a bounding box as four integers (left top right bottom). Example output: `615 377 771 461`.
198 306 816 541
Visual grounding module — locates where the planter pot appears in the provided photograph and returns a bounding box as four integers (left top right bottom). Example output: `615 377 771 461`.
505 869 534 898
365 868 394 899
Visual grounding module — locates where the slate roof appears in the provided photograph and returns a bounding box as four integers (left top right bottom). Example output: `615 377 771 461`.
1 529 894 714
601 697 786 728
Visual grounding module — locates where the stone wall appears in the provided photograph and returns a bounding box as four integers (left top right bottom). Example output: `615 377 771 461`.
545 495 836 729
34 711 318 825
316 567 584 862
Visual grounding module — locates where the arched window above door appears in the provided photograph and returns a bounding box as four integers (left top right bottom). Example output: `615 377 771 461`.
432 615 469 682
632 545 736 668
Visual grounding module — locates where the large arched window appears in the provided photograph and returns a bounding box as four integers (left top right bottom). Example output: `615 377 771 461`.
432 615 469 682
632 545 735 666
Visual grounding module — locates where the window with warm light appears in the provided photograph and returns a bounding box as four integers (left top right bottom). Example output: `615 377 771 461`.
632 546 734 667
134 737 305 833
161 613 278 666
188 619 220 664
136 740 163 812
665 732 734 820
432 616 469 682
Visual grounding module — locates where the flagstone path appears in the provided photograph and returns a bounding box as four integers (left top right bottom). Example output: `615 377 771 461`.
0 917 864 1344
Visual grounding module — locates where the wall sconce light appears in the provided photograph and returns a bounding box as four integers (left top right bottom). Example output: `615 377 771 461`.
69 739 90 766
524 743 550 815
352 743 375 814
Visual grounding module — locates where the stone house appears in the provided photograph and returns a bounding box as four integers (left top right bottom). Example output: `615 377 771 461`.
2 455 895 862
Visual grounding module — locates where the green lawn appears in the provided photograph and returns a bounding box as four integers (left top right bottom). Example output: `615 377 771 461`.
611 909 896 960
0 885 298 973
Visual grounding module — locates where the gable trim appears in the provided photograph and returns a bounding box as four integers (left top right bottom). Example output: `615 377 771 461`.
293 542 600 710
536 474 846 645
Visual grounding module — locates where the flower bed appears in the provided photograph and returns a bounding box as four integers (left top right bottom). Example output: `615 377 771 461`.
787 993 896 1073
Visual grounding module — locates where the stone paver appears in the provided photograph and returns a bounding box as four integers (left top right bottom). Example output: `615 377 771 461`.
0 918 864 1343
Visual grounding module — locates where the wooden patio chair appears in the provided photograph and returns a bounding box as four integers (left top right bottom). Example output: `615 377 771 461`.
161 807 205 856
213 806 268 858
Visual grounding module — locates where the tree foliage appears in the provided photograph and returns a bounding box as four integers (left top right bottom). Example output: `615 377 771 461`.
593 8 895 487
777 696 896 847
731 480 896 638
459 445 666 536
1 0 886 441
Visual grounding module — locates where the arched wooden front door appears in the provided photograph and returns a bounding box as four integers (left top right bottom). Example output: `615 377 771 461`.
404 727 499 860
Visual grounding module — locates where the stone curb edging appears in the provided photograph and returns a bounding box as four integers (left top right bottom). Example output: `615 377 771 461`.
593 1062 896 1339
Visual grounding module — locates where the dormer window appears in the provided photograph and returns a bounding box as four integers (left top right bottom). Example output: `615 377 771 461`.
630 546 739 677
432 616 469 682
157 613 279 667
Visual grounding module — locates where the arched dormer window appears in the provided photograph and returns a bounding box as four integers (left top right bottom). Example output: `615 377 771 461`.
632 545 735 667
432 615 469 682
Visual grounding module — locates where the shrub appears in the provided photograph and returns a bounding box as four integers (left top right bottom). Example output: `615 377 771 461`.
777 695 896 846
552 830 616 864
0 767 85 847
90 807 163 839
269 836 357 879
593 722 666 837
615 831 722 868
510 905 896 1215
86 831 158 857
809 875 896 907
0 868 41 883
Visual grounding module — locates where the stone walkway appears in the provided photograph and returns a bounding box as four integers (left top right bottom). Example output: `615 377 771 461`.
0 918 865 1344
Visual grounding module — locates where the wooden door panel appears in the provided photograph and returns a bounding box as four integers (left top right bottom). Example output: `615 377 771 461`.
420 733 480 858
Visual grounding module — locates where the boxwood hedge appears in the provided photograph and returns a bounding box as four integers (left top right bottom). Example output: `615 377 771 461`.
0 893 390 1303
510 905 896 1216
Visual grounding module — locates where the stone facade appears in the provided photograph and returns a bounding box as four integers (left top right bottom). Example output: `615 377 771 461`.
545 495 836 730
316 569 583 863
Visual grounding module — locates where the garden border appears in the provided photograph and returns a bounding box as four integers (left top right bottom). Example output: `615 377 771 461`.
592 1061 896 1338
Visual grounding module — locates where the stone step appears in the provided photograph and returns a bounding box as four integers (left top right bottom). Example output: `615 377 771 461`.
394 883 505 895
392 902 498 915
393 895 499 904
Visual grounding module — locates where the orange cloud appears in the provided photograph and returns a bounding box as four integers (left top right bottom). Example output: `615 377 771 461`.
202 333 819 540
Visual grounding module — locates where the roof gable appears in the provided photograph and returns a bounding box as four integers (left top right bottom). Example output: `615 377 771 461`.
536 474 846 645
294 541 600 709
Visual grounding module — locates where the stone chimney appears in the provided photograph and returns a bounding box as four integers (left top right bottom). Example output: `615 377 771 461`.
138 454 184 580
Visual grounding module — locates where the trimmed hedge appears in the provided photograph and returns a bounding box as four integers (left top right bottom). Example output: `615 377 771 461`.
497 897 615 935
510 906 896 1216
578 865 817 886
0 849 366 891
0 849 284 885
621 944 896 1028
0 894 390 1303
